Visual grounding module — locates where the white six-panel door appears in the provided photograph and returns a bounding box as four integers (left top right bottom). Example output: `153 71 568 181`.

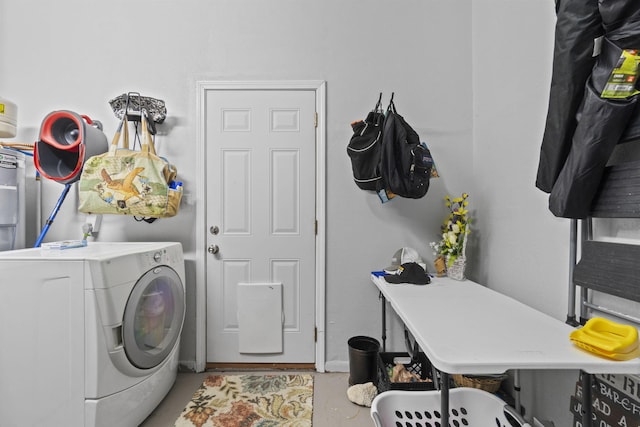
205 88 317 363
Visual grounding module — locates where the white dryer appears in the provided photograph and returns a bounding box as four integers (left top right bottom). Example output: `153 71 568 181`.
0 242 185 427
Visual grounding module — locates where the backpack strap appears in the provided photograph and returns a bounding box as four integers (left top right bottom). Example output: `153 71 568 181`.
374 92 383 113
386 92 397 115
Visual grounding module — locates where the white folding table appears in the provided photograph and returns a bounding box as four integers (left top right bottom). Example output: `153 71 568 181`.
371 274 640 425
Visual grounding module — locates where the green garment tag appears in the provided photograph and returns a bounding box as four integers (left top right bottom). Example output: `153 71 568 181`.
601 49 640 99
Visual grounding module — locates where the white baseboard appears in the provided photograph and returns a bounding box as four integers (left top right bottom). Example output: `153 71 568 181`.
180 359 349 374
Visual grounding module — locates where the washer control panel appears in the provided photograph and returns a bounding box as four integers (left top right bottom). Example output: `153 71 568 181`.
142 250 165 267
140 245 182 270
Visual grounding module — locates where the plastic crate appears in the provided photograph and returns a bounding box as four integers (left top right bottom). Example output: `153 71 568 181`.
371 388 531 427
377 352 436 392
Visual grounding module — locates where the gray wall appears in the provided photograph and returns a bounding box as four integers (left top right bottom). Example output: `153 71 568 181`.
1 0 576 424
472 1 576 423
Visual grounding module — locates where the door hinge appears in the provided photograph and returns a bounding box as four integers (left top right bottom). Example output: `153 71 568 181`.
315 220 318 235
314 112 318 128
314 326 318 342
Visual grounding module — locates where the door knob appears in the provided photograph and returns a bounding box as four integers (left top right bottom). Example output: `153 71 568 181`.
207 245 220 255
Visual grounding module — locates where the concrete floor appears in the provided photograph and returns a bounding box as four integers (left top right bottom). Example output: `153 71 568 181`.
140 371 374 427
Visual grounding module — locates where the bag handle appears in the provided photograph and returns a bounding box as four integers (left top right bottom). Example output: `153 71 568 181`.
108 114 130 153
373 92 383 113
386 92 397 115
140 109 157 155
141 109 177 183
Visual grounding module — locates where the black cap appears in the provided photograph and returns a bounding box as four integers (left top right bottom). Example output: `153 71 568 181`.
384 262 430 285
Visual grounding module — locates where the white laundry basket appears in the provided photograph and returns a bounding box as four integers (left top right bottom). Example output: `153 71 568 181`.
371 387 531 427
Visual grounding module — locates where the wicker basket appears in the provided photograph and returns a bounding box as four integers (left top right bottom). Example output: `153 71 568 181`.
453 374 505 393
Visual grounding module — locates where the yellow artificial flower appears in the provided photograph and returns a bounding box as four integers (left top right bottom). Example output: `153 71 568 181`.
429 193 471 259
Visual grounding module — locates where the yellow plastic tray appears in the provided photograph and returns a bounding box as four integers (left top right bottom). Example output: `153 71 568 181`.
570 317 640 361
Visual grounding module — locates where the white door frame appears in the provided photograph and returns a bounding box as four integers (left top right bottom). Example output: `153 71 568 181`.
195 80 326 372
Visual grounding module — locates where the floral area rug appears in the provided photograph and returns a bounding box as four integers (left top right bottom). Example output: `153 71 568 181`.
174 374 313 427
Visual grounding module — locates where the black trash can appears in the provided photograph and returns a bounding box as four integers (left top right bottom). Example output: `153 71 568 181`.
348 336 380 386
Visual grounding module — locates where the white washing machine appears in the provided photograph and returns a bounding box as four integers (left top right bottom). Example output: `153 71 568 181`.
0 242 185 427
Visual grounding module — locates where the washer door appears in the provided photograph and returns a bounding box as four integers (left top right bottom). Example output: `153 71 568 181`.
122 265 185 369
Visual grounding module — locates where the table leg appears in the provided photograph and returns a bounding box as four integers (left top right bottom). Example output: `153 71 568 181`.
404 327 419 359
514 370 521 413
441 372 450 426
581 371 592 427
379 292 386 352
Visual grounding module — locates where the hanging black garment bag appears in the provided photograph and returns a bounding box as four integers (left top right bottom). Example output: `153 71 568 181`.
549 38 639 218
536 0 602 194
538 0 640 218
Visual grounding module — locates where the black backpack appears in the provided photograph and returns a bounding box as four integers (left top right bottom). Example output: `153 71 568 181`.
347 94 385 191
380 95 433 199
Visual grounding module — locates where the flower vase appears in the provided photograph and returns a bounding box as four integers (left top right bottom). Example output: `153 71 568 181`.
434 256 447 277
447 255 466 281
